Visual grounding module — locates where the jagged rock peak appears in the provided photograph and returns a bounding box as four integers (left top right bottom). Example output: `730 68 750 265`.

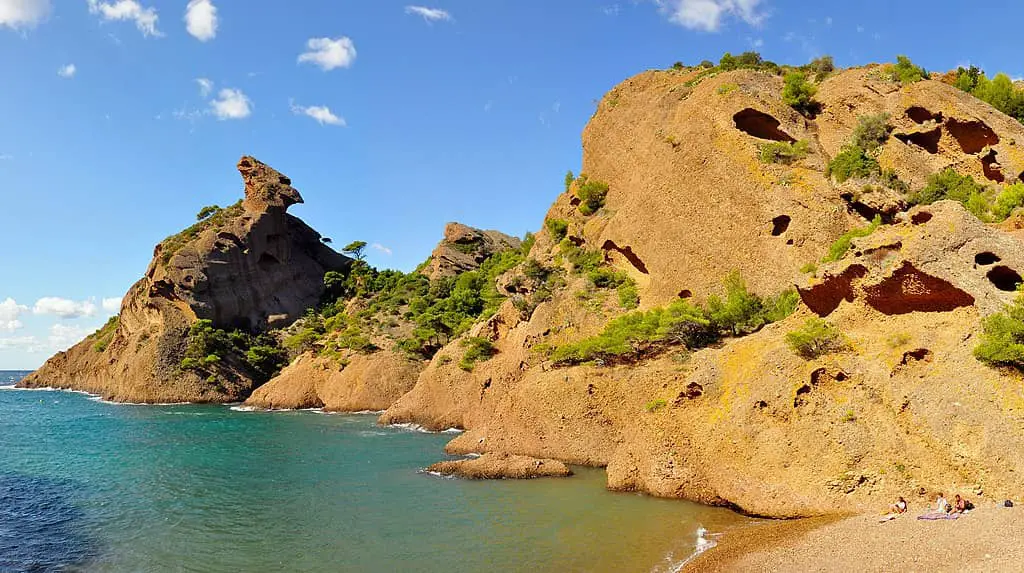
238 156 303 213
420 222 522 280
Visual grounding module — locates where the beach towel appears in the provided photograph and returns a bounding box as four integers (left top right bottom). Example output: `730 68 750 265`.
917 512 959 520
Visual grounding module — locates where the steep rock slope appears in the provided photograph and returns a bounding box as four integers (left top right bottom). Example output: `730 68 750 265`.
382 65 1024 517
420 223 521 280
19 157 349 403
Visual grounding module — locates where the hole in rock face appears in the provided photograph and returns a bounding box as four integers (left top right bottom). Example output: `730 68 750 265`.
982 150 1005 182
754 400 768 410
601 240 650 274
568 236 585 247
771 215 791 236
895 128 941 154
840 192 884 222
911 211 933 225
987 266 1023 292
946 118 999 154
794 384 812 407
900 348 932 366
733 109 795 142
863 261 976 315
682 382 703 400
258 252 281 270
975 252 1001 266
678 290 693 299
906 106 942 124
797 264 869 317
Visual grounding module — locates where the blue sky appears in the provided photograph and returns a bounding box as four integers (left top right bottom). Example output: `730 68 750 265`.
1 0 1022 369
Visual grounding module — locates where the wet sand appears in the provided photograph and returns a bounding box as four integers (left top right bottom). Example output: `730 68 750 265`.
687 504 1024 572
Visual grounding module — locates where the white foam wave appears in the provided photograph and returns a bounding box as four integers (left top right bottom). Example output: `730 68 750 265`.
229 405 260 412
387 422 464 434
655 527 720 573
350 410 386 415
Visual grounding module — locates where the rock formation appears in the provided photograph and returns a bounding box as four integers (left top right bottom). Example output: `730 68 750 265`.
427 454 572 480
19 157 350 402
420 223 521 280
380 65 1024 515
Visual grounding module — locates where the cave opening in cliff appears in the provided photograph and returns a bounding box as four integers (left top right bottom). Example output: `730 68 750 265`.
975 252 1001 266
987 266 1023 292
732 109 795 142
911 211 933 225
945 118 999 154
863 262 976 315
906 106 942 124
981 150 1005 183
601 240 650 274
258 252 281 270
895 128 941 154
771 215 791 236
678 290 693 299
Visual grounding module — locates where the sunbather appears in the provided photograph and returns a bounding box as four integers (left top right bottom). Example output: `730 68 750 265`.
889 496 908 514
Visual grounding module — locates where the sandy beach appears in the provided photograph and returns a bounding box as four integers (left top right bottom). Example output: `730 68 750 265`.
688 504 1024 572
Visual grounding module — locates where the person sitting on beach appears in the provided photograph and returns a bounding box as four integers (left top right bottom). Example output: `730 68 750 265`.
952 495 967 514
889 496 908 514
936 493 950 513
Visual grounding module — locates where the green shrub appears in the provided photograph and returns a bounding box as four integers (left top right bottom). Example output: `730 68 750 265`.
545 218 569 242
617 282 640 310
803 55 835 81
551 273 796 365
645 399 668 413
559 241 603 274
759 140 810 165
459 337 496 371
822 215 882 263
851 113 892 152
588 267 630 289
782 72 818 114
892 55 926 84
196 205 221 221
565 170 576 193
717 83 738 95
785 318 848 359
908 168 985 207
574 175 610 216
974 289 1024 369
800 262 818 274
992 183 1024 221
436 355 453 366
91 315 119 352
826 146 880 183
160 201 243 264
520 232 536 256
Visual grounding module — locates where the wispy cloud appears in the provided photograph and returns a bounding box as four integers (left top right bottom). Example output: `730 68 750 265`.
653 0 765 32
0 154 12 161
0 336 43 352
209 88 252 120
196 77 213 97
48 323 88 351
32 297 97 319
101 297 122 312
298 37 357 71
0 0 51 29
87 0 161 37
405 6 452 23
290 100 345 126
371 243 392 256
602 4 621 16
184 0 217 41
57 63 76 78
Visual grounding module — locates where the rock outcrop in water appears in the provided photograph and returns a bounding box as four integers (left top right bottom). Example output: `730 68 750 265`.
379 64 1024 515
19 157 350 403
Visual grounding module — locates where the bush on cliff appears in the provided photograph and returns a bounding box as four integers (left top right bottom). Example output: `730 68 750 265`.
785 318 848 359
827 147 880 183
90 315 119 352
459 337 496 371
851 113 892 153
782 72 818 115
974 289 1024 369
180 319 287 381
551 273 798 365
759 140 810 165
545 218 569 242
572 175 610 216
891 55 927 85
160 201 244 264
822 215 882 263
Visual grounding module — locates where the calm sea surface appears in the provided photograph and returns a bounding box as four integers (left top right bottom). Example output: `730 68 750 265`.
0 370 752 572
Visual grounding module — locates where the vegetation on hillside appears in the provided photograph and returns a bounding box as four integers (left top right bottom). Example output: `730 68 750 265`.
759 140 810 165
550 272 798 365
975 288 1024 369
890 55 927 84
908 169 1024 223
951 66 1024 123
179 319 288 383
570 174 610 216
90 315 119 353
826 114 894 183
782 71 818 115
822 215 882 263
785 318 848 359
160 201 244 264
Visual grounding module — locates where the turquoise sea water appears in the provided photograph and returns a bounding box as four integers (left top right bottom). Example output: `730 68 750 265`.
0 371 752 572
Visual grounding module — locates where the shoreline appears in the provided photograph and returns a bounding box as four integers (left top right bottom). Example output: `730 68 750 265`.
688 503 1024 572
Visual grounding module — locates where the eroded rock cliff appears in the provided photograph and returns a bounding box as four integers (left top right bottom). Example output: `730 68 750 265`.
19 157 350 402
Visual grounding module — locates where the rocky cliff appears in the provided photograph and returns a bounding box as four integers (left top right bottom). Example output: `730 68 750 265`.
19 157 350 402
420 223 521 280
380 63 1024 517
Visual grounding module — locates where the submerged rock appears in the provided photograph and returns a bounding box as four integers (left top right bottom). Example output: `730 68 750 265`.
427 454 572 480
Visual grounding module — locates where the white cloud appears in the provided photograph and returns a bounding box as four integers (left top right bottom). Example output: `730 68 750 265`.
654 0 764 31
209 88 251 120
196 77 213 97
57 63 76 78
48 324 88 351
298 37 357 71
0 154 12 161
602 5 621 16
0 335 43 352
101 297 122 312
371 243 392 256
290 101 345 126
483 100 493 113
405 6 452 23
32 297 97 319
87 0 161 37
184 0 217 42
0 0 50 29
0 298 28 332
